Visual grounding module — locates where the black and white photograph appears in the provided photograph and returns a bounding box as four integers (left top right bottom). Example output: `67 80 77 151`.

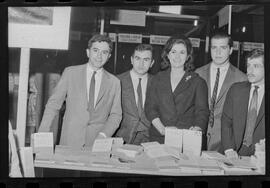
8 5 265 178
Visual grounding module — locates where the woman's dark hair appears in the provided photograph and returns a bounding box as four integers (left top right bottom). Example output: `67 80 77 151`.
161 34 194 72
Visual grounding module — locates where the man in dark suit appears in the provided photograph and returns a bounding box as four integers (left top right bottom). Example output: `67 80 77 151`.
115 44 154 145
222 49 265 158
196 32 247 152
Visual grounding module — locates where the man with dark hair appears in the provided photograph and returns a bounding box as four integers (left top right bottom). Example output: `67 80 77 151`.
39 34 122 147
222 49 265 158
115 44 154 144
196 31 247 152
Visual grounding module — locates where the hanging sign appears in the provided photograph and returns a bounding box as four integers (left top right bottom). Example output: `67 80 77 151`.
150 35 200 48
189 38 200 48
150 35 170 45
118 33 142 43
233 41 239 51
218 5 230 28
109 33 116 42
242 42 264 51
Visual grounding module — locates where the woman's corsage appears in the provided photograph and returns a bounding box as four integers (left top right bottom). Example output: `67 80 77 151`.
185 75 192 81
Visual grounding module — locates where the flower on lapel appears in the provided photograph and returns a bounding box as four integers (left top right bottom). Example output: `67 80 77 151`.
185 75 192 82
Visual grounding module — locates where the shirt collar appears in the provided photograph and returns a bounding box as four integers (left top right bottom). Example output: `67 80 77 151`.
251 81 264 90
130 69 148 80
210 61 230 70
87 63 103 75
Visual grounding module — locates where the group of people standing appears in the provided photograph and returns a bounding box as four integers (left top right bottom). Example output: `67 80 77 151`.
38 31 265 159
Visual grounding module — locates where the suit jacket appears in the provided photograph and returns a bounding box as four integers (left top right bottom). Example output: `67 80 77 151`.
115 71 153 145
145 68 209 144
38 64 122 147
221 82 265 155
196 63 247 152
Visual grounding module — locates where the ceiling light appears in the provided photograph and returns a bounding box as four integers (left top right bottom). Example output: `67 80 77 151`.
194 20 198 26
242 26 246 33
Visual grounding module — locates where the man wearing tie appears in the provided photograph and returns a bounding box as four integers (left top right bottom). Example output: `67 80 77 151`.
115 44 154 144
222 49 265 158
39 34 122 147
196 32 247 152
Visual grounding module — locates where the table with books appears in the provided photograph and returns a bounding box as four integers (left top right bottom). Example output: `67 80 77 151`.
33 129 265 177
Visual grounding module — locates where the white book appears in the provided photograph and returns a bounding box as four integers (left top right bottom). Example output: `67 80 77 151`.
182 129 202 157
165 127 183 151
92 138 114 153
31 132 54 155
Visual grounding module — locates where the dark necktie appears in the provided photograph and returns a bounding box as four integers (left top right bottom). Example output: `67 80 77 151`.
89 71 96 110
209 68 220 128
137 78 143 117
243 86 259 147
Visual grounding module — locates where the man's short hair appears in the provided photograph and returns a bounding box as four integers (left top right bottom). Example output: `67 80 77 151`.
211 31 233 48
246 49 264 64
132 44 153 57
88 34 113 52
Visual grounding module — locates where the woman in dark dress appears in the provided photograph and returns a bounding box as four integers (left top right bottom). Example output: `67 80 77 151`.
145 34 209 146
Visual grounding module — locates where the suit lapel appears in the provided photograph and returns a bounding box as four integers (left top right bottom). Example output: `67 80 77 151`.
161 69 177 113
255 95 265 130
80 64 88 110
205 64 211 105
216 64 234 104
126 72 140 116
173 71 191 97
238 83 251 139
95 70 109 107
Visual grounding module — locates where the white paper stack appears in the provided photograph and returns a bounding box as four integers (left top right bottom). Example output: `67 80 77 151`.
92 138 114 153
182 129 202 157
20 147 35 177
165 127 183 151
31 132 54 155
115 144 143 158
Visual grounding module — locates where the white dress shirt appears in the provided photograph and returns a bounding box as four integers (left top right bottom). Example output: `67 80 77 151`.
130 70 148 108
210 62 230 98
248 82 264 114
86 63 103 107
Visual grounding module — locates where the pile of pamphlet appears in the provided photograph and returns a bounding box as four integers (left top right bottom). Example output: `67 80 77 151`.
251 139 265 174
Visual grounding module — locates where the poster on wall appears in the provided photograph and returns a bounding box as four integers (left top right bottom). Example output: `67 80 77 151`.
8 7 71 50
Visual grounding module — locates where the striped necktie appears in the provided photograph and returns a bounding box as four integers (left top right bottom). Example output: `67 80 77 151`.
137 78 143 117
209 68 220 128
89 71 96 110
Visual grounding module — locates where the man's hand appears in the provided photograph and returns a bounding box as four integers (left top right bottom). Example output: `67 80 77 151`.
225 149 239 159
189 126 202 131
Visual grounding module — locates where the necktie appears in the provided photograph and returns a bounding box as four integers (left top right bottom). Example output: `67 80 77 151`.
89 71 96 110
85 71 96 147
137 78 143 117
209 68 220 128
243 86 259 147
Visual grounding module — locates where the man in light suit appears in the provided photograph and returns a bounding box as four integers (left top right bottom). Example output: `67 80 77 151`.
222 49 265 157
38 34 122 147
115 44 154 145
196 32 247 152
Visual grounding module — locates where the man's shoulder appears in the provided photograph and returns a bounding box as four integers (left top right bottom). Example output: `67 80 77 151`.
117 71 130 81
103 69 120 83
230 64 247 82
230 81 250 92
64 64 86 72
196 63 210 73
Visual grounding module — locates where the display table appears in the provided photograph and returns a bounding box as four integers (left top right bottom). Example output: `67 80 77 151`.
33 145 262 177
